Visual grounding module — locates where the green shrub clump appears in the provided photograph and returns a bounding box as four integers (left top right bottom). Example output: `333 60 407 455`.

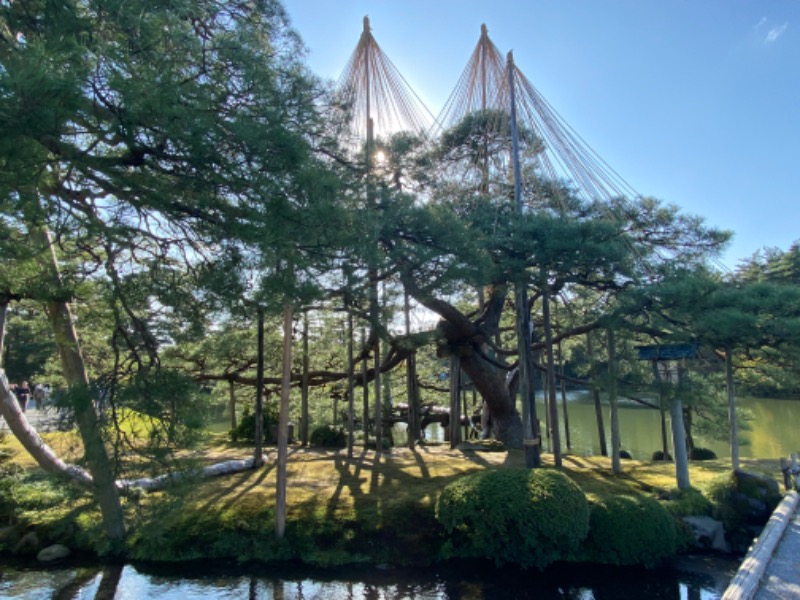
229 405 278 442
435 468 589 569
660 487 713 518
309 425 346 448
582 494 677 567
707 471 781 553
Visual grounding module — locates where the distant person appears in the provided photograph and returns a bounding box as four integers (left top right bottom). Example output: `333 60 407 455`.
33 383 48 410
16 381 30 412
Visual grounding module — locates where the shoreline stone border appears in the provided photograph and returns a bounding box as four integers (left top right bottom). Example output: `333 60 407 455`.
721 490 799 600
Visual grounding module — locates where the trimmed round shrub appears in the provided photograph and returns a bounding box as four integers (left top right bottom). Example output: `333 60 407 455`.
689 447 718 461
651 450 672 462
583 495 677 566
435 468 589 569
309 425 346 448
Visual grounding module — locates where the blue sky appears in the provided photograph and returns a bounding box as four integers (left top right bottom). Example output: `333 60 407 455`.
283 1 799 270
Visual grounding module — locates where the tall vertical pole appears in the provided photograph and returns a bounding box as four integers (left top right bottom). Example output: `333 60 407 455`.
477 24 490 311
363 16 382 452
508 51 540 468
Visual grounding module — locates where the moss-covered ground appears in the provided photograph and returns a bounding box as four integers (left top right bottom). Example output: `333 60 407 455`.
0 429 785 566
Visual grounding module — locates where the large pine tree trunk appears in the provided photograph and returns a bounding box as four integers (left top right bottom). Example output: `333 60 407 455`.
32 228 126 544
459 348 524 448
401 281 525 449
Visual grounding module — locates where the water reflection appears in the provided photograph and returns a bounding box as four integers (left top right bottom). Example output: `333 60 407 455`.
0 558 734 599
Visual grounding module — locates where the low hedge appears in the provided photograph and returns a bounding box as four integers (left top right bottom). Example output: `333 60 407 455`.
309 425 347 448
435 468 589 569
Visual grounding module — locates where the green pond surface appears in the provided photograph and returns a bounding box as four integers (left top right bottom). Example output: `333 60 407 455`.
412 394 799 461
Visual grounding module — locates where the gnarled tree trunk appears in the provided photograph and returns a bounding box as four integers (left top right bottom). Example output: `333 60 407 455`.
32 227 126 545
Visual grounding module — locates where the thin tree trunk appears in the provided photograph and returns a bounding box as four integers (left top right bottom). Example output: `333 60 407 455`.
560 378 571 451
372 328 382 451
726 348 740 471
683 404 695 457
542 286 562 467
449 355 462 448
462 387 469 440
229 380 237 431
555 303 570 450
404 291 420 448
361 327 369 447
651 360 669 461
587 332 607 456
607 329 621 474
275 303 293 539
254 308 265 467
0 302 7 366
300 312 310 446
347 312 355 458
31 227 125 545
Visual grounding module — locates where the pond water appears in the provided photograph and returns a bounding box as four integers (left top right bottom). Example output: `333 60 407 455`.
0 555 738 599
408 394 800 461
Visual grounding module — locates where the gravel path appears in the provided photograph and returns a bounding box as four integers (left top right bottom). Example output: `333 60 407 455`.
755 506 800 600
0 406 63 433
